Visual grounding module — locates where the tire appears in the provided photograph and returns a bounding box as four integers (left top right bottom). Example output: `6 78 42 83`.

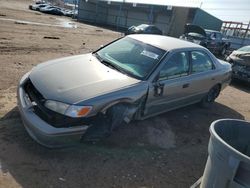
81 104 128 142
106 104 128 131
199 85 221 107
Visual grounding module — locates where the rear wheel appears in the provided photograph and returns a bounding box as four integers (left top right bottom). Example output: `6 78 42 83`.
200 85 221 107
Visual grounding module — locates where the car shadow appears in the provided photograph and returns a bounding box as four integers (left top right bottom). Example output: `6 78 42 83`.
230 79 250 94
0 103 245 188
103 101 245 148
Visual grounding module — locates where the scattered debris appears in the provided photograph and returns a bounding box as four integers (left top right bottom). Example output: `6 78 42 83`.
14 21 28 25
96 29 103 32
43 36 60 40
59 177 66 182
14 62 23 66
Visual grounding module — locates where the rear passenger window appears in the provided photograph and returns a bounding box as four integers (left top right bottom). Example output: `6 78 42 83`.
191 51 214 73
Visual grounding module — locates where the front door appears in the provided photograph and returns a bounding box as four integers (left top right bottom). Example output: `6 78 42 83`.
144 51 193 117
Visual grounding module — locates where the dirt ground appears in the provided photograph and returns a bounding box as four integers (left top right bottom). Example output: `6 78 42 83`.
0 1 249 188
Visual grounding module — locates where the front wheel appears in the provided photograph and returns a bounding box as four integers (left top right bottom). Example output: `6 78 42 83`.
199 85 221 107
81 104 129 142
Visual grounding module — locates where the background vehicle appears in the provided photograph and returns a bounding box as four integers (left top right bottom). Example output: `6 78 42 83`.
226 45 250 83
29 3 49 11
180 24 230 55
18 35 231 147
35 0 46 4
126 24 163 35
63 9 73 17
40 6 64 16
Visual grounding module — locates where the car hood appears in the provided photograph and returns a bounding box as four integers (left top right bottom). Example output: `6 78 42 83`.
184 24 206 37
230 51 250 65
29 54 140 104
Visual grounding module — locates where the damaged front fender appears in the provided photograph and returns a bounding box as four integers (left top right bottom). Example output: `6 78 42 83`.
81 95 147 142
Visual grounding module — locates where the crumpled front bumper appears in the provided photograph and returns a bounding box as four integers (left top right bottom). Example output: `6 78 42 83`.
227 57 250 83
17 73 89 148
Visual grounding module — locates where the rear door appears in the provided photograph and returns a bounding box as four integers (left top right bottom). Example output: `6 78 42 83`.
186 50 219 101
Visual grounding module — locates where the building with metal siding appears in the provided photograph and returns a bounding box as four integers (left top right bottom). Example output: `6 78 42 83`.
77 0 222 37
192 9 222 31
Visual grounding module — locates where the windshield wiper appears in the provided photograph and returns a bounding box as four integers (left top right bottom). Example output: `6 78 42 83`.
92 52 103 62
93 53 128 74
92 52 141 79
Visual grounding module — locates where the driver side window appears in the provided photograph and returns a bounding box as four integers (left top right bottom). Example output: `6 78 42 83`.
159 52 189 80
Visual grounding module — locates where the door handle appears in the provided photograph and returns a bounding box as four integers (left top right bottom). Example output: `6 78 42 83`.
182 83 190 88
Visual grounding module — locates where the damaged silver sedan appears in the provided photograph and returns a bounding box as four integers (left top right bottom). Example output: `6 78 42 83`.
18 35 232 147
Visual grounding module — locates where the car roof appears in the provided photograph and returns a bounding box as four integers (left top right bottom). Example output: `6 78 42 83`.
205 29 220 33
137 24 157 27
128 34 203 51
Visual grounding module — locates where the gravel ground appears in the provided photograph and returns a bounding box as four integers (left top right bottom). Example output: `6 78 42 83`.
0 1 249 188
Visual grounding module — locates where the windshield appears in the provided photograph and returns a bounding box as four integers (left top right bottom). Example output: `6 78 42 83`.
237 46 250 52
95 37 165 80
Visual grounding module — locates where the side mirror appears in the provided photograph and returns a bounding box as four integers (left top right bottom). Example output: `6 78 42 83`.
153 80 164 97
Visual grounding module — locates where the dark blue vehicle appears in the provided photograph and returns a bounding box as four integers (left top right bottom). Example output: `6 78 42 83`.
126 24 163 35
40 6 64 16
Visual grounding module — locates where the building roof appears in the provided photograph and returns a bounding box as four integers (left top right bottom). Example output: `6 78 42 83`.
128 34 202 51
99 0 201 8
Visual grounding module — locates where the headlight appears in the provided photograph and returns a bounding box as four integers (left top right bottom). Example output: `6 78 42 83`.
44 100 69 115
44 100 92 118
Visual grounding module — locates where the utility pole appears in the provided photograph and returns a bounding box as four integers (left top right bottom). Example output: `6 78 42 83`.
199 1 203 8
74 0 77 19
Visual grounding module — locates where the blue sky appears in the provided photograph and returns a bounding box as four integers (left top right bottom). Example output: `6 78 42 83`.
108 0 250 23
201 0 250 23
